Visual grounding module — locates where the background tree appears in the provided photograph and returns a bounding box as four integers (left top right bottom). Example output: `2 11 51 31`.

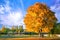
24 2 57 34
1 25 10 34
19 25 24 32
15 26 19 34
1 25 6 33
53 23 60 34
11 26 16 34
4 28 10 34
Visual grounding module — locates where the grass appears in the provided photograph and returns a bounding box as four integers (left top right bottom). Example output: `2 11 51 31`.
0 35 60 40
0 35 39 38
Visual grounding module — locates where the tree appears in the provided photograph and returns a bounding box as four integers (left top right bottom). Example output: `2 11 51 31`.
19 25 24 32
1 26 5 32
11 26 16 34
1 25 6 33
1 25 10 34
24 2 57 34
15 26 19 34
54 23 60 34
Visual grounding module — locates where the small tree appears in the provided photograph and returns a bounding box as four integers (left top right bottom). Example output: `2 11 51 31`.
11 26 16 34
15 26 19 34
19 25 24 32
54 23 60 34
1 25 6 33
1 26 10 34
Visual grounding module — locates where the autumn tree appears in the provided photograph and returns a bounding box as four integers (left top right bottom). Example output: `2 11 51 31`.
1 25 10 34
1 25 6 33
24 2 57 34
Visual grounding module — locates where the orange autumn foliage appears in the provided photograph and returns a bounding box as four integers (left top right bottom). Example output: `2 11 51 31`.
1 26 6 32
24 2 57 33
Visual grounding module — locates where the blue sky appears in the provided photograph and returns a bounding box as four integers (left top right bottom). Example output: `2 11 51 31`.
0 0 60 29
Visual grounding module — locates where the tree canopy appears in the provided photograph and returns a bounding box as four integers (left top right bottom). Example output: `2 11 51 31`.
24 2 57 33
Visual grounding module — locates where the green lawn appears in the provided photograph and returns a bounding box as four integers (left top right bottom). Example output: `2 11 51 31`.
0 34 60 38
0 35 39 38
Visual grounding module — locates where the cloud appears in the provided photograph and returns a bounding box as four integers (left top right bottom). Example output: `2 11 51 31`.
20 0 24 11
0 11 23 26
0 0 24 26
0 5 4 14
50 0 60 22
0 0 11 14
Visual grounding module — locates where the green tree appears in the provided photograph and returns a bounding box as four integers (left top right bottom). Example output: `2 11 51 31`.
4 28 10 33
50 23 60 34
15 26 19 34
19 25 24 32
11 26 16 34
54 23 60 34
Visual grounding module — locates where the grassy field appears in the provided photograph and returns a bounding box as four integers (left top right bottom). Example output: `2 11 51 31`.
0 35 39 38
0 34 60 40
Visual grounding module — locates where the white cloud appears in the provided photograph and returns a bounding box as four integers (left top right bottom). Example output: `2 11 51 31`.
0 0 11 14
0 5 5 14
50 0 60 22
1 11 23 26
20 0 24 10
0 0 24 26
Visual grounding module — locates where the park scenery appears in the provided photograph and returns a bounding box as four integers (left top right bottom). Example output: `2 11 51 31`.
0 0 60 40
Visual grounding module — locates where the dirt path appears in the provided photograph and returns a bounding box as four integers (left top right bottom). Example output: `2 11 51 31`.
0 38 60 40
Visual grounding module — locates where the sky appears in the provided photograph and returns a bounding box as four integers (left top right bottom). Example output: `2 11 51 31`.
0 0 60 29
